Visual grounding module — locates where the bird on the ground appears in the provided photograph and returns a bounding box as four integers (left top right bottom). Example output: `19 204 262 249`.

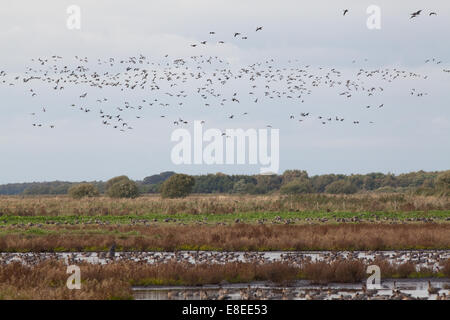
108 243 116 259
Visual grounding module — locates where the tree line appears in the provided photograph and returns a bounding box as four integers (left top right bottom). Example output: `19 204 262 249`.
0 170 448 198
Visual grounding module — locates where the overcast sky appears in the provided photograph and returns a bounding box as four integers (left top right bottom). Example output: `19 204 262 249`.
0 0 449 183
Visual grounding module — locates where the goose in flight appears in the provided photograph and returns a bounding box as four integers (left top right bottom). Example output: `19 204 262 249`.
410 10 422 19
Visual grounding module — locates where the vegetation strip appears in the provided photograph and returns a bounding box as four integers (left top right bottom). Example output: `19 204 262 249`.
0 224 449 252
0 259 449 299
1 193 449 217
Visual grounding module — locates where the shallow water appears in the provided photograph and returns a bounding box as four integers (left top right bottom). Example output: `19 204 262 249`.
1 250 448 300
132 279 450 300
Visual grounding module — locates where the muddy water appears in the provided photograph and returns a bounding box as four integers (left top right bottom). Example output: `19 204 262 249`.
132 279 450 300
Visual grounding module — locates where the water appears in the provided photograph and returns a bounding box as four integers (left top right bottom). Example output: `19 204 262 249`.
132 279 450 300
1 250 448 300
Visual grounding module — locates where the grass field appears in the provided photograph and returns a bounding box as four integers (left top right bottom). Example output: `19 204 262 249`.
1 193 448 216
0 193 449 252
0 193 449 299
1 209 449 226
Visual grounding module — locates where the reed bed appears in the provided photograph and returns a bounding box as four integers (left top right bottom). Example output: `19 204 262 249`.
0 193 448 217
0 259 447 299
0 224 449 251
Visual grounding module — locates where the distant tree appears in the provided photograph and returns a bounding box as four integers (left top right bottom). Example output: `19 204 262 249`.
436 171 450 191
281 170 309 184
280 178 313 194
2 170 449 196
143 171 175 185
192 174 235 193
160 171 176 180
23 185 51 195
325 180 358 194
106 179 140 199
232 179 250 194
68 183 100 199
255 175 282 193
21 181 73 195
311 174 338 193
105 176 131 190
161 174 195 198
362 175 377 190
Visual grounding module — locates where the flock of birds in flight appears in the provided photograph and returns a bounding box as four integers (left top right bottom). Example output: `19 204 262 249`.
0 9 447 133
343 8 437 18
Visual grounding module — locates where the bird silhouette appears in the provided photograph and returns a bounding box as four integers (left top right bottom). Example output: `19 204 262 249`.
108 243 116 259
410 10 422 19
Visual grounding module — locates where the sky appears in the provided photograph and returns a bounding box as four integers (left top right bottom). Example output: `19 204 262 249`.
0 0 449 183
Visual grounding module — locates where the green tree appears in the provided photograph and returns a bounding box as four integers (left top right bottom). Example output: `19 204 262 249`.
281 170 308 184
325 180 358 194
105 176 130 190
68 183 100 199
255 174 282 193
161 174 195 198
106 179 140 198
143 171 175 185
232 179 250 194
280 178 313 194
311 174 338 193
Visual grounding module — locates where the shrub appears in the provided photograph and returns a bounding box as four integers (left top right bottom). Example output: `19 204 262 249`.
161 174 195 198
106 179 139 199
105 176 130 190
68 183 99 199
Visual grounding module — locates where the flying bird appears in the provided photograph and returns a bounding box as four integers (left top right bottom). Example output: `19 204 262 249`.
410 10 422 19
